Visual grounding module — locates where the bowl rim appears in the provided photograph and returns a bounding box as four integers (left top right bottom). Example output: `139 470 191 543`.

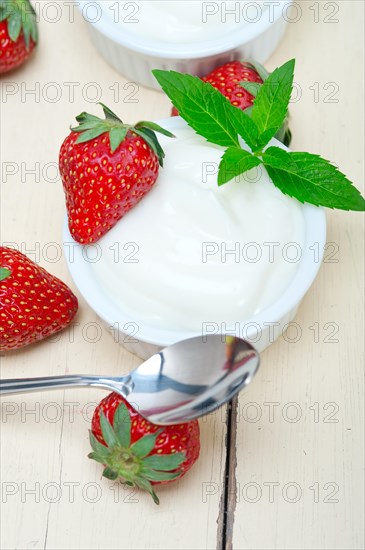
63 116 326 347
76 0 291 59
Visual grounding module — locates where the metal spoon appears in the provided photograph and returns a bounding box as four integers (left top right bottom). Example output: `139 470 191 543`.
0 335 259 425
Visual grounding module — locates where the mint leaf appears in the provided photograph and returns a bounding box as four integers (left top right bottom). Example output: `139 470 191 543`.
153 63 364 212
251 59 295 150
152 70 258 151
153 70 239 148
273 118 292 148
227 107 260 151
218 148 262 186
263 147 365 211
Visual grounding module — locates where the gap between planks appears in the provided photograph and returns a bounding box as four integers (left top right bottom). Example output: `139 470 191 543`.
217 397 238 550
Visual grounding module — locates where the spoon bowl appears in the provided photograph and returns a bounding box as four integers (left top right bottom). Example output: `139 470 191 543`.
0 335 259 424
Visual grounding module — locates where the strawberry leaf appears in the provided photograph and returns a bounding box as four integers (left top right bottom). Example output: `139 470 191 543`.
142 469 181 482
89 430 109 457
135 478 160 505
112 403 131 448
7 11 21 41
1 0 38 48
102 467 119 481
74 112 102 127
75 127 107 144
263 147 365 211
218 148 262 186
0 267 11 281
143 452 186 471
99 411 119 448
133 127 166 167
70 104 172 162
131 430 163 458
88 452 106 465
109 127 128 153
99 102 122 122
136 121 175 138
251 59 295 150
20 0 38 48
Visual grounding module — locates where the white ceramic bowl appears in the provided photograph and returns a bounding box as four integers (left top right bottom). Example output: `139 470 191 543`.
77 0 292 89
62 117 326 360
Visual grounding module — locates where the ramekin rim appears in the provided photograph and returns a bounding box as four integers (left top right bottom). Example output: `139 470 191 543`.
76 0 291 58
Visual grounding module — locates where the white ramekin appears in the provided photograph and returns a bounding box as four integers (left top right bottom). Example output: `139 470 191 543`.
77 0 292 89
62 117 326 360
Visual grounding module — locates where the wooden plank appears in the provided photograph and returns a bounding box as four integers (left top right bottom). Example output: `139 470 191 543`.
0 7 227 550
231 2 365 549
1 2 364 549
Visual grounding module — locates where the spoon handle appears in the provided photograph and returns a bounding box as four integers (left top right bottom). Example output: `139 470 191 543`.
0 375 130 397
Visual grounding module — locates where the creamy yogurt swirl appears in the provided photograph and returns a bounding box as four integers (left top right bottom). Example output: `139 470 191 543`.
101 0 276 44
90 124 305 331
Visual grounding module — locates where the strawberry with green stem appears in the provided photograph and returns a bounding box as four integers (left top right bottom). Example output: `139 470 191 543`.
59 103 174 244
90 392 200 504
0 247 78 351
171 60 292 146
0 0 38 74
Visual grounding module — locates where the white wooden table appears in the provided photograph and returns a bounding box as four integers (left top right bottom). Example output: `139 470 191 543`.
1 2 364 549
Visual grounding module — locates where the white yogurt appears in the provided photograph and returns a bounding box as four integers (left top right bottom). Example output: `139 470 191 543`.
101 0 276 44
90 125 305 331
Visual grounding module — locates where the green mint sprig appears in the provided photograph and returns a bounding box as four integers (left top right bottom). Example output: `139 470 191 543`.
239 60 292 147
153 61 365 212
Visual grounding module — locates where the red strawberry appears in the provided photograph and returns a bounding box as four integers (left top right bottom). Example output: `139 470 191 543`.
59 103 174 244
0 247 78 351
171 60 262 116
0 0 38 74
90 392 200 504
171 60 291 146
